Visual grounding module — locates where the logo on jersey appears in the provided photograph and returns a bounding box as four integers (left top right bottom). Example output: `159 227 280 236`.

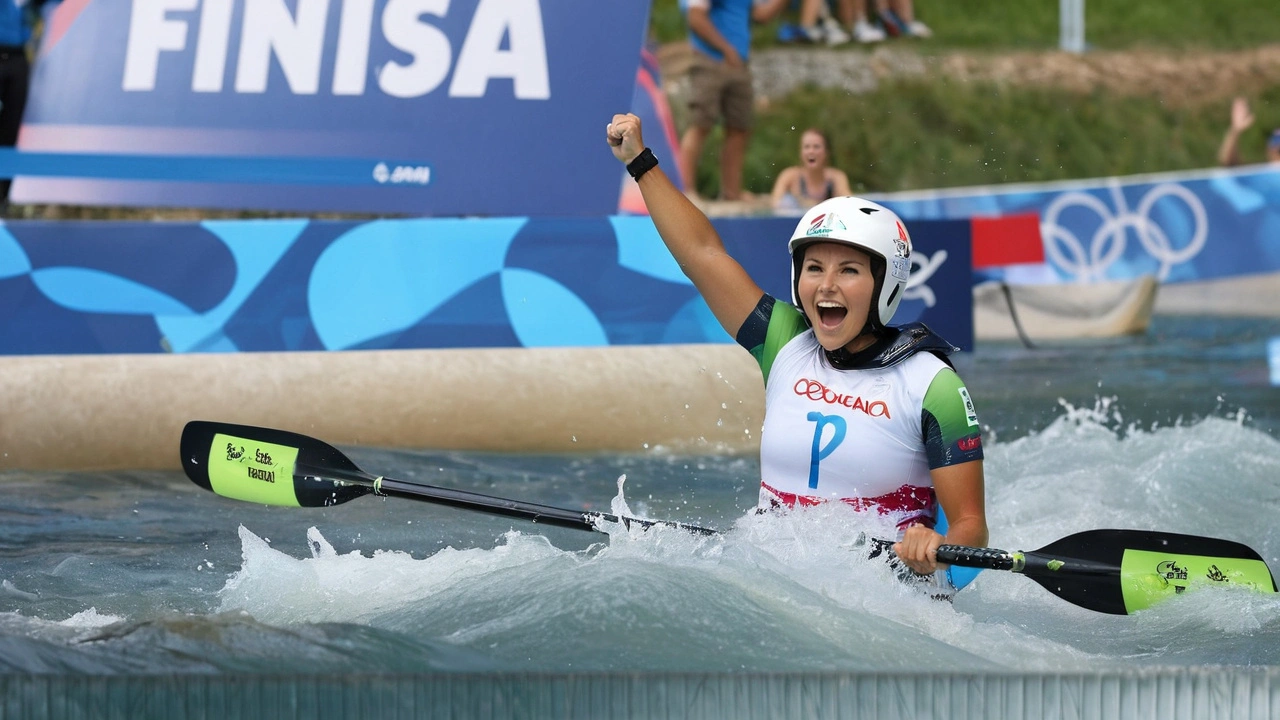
794 378 891 419
958 387 979 427
957 436 982 452
805 212 846 237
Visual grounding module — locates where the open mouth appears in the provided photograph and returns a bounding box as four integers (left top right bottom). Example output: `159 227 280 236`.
816 302 847 328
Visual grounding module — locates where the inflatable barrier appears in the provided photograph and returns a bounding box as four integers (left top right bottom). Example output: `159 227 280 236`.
974 275 1158 342
0 345 764 471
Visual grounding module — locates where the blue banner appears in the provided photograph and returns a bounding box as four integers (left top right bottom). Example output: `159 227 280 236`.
0 216 973 355
0 148 425 185
873 165 1280 285
15 0 648 216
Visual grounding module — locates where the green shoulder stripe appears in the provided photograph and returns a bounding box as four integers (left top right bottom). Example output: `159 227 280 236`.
757 302 807 382
922 367 981 444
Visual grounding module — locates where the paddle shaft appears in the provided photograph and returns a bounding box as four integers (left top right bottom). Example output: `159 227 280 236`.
935 544 1116 575
296 462 720 536
273 460 1093 572
327 463 990 566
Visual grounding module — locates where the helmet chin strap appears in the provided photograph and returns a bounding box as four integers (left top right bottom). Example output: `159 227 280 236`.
824 327 885 366
824 327 884 368
824 322 959 371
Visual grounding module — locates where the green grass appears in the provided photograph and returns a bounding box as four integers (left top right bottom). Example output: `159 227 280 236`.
650 0 1280 51
687 80 1280 199
652 0 1280 197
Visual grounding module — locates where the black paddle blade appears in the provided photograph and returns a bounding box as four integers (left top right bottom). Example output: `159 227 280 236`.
180 421 373 507
1018 529 1276 615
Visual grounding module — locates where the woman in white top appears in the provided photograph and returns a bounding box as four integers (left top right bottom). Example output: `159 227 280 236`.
607 112 987 588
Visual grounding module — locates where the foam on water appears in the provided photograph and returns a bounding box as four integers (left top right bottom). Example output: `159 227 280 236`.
204 411 1280 672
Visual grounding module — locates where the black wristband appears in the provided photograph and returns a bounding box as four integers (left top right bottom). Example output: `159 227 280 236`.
626 147 659 181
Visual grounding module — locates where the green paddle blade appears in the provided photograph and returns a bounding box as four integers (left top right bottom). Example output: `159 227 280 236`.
1018 529 1276 615
180 421 372 507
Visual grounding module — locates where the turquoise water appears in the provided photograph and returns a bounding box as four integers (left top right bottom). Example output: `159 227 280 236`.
1 315 1279 677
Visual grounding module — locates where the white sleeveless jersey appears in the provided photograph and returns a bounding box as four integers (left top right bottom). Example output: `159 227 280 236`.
758 329 951 523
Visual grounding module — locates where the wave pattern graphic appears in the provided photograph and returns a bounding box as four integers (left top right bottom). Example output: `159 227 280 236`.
0 216 973 354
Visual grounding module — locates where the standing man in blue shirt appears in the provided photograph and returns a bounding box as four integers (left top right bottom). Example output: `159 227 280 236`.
679 0 789 203
0 0 57 207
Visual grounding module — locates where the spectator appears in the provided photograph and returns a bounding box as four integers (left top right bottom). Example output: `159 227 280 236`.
794 0 851 46
678 0 790 202
0 0 57 208
874 0 933 38
1219 96 1280 167
829 0 930 42
771 128 853 215
777 1 855 46
833 0 887 44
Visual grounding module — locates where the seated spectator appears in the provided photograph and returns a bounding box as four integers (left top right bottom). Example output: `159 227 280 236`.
771 128 853 215
797 0 850 45
1219 96 1280 167
782 0 931 45
833 0 886 43
777 0 853 46
874 0 932 38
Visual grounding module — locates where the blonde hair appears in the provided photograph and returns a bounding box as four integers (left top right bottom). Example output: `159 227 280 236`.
800 127 832 155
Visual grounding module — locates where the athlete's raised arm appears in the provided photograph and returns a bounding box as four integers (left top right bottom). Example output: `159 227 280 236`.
607 113 764 339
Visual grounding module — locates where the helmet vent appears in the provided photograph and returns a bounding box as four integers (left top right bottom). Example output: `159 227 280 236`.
860 208 879 215
886 283 900 307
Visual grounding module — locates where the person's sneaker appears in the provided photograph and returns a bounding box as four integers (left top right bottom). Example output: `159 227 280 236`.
906 20 933 38
821 17 851 46
877 9 905 37
852 20 886 43
799 24 825 44
776 23 804 44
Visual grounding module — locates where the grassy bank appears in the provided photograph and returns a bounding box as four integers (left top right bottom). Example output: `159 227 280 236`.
653 0 1280 198
650 0 1280 51
693 79 1280 199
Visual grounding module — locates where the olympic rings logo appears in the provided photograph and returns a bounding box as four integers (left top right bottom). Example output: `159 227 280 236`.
1042 181 1208 282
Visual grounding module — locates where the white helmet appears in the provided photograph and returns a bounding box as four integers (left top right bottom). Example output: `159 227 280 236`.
788 196 912 330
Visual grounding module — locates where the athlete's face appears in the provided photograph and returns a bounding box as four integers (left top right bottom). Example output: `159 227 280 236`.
797 242 876 353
